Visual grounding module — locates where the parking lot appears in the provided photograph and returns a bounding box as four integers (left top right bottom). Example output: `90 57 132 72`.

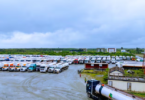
0 63 116 100
0 64 91 100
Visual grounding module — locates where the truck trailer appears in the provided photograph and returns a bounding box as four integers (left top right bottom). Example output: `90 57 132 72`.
86 79 143 100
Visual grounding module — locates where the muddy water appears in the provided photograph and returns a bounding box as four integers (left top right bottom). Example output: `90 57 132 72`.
0 65 91 100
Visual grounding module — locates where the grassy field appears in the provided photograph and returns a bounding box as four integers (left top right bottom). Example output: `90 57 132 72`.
124 69 144 77
135 54 144 57
127 91 145 98
81 69 108 84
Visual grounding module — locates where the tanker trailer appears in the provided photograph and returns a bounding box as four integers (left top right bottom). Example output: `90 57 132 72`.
86 79 143 100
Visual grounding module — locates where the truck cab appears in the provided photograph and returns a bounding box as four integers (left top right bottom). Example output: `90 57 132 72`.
9 63 16 71
84 58 90 64
40 64 48 73
36 64 41 71
54 65 62 73
111 59 116 64
54 63 65 73
20 63 28 72
102 57 106 63
2 63 9 71
90 58 96 63
96 58 101 63
105 57 111 64
15 63 21 71
28 63 36 72
48 64 56 73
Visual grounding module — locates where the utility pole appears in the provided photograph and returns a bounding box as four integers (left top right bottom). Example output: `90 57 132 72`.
144 48 145 75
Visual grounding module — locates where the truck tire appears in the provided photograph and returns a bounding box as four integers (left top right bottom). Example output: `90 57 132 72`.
88 93 92 98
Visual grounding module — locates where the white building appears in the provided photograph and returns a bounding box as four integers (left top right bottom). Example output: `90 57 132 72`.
121 50 126 52
108 78 145 92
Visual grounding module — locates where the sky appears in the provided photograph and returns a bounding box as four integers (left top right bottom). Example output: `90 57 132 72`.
0 0 145 48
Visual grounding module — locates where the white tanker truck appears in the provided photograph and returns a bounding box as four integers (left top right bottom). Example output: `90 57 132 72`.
86 79 143 100
48 63 57 73
54 63 69 73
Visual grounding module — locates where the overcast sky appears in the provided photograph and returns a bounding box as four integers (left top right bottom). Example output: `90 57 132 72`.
0 0 145 48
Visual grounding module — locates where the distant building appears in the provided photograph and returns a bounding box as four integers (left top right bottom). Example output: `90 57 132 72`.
107 48 116 53
96 48 106 52
121 50 126 53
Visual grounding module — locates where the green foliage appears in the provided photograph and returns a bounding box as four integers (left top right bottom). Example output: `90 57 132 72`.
124 69 144 77
103 68 109 84
81 69 108 84
127 91 145 98
0 48 135 56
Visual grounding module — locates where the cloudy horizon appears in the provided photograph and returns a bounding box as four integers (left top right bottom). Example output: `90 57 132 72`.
0 0 145 48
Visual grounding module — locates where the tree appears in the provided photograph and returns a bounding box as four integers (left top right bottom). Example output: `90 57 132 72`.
121 47 123 49
136 47 140 54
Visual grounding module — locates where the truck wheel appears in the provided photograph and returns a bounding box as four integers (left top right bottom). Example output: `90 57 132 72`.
88 93 92 98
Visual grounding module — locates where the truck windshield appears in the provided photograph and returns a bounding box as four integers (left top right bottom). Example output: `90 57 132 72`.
4 66 8 67
16 66 20 67
40 66 45 68
29 66 33 68
21 60 24 62
22 66 26 67
49 67 54 69
26 60 31 62
55 67 60 69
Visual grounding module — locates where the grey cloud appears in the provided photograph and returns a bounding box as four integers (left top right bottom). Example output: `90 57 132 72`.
0 0 145 48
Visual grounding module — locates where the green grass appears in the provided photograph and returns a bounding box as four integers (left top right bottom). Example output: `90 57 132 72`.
81 69 108 84
127 91 145 98
124 69 144 77
135 54 144 58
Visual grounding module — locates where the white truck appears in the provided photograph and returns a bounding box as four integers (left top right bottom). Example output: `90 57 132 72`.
90 58 96 63
40 64 49 73
20 63 29 72
105 57 111 64
84 58 90 64
48 63 57 73
54 63 69 73
111 59 116 64
9 63 16 71
96 58 101 63
15 63 22 71
2 63 9 71
102 57 106 63
0 62 4 70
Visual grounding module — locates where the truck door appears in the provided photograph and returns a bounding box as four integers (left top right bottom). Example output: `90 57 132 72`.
86 81 92 93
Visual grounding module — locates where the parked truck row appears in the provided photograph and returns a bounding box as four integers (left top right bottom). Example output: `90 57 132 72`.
0 62 69 74
0 55 136 65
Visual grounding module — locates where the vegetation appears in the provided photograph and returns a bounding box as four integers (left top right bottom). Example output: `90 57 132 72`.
0 48 134 56
127 91 145 98
135 54 144 58
81 68 109 84
124 69 144 78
